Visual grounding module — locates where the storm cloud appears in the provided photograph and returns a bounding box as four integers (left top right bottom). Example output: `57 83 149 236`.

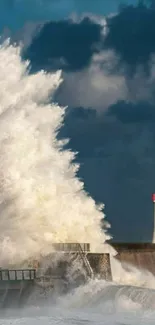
24 4 155 109
15 3 155 241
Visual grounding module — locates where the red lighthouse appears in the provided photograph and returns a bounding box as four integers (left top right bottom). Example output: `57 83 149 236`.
152 194 155 242
152 193 155 203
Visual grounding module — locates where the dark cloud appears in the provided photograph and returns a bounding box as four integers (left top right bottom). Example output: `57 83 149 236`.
24 18 102 72
104 4 155 74
24 3 155 74
24 4 155 110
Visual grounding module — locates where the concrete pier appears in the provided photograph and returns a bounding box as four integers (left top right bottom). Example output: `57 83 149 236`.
0 243 112 307
0 269 36 308
1 242 155 308
87 253 112 281
112 243 155 276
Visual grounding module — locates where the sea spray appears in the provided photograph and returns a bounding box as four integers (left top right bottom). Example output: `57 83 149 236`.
111 256 155 289
0 40 112 267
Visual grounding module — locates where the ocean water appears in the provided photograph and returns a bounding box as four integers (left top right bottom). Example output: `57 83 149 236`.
1 279 155 324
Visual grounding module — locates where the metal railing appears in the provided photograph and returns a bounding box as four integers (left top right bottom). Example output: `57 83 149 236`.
52 243 90 252
0 269 36 281
78 244 94 278
52 243 93 278
0 243 92 282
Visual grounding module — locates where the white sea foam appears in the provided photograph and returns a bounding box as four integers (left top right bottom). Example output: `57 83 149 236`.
0 40 113 267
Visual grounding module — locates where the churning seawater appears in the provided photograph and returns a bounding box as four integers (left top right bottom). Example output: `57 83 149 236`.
1 279 155 325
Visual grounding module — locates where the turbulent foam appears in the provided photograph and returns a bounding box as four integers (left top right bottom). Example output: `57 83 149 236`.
1 280 155 324
58 279 155 310
56 280 155 324
0 40 112 267
111 256 155 289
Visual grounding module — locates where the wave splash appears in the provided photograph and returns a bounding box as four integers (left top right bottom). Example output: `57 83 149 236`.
56 279 155 324
0 40 112 267
5 280 155 324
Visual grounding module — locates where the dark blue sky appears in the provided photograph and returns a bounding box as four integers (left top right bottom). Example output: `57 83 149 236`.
1 0 155 242
0 0 138 31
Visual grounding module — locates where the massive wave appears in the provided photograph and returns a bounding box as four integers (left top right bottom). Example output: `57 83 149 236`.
0 40 113 267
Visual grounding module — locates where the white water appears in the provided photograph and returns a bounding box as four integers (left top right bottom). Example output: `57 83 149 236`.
0 41 155 324
0 40 114 267
1 279 155 324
